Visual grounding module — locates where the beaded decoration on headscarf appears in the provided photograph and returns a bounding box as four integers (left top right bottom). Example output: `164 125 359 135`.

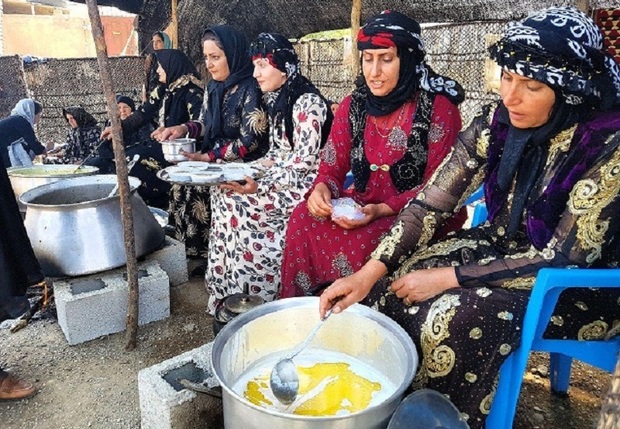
356 10 464 116
489 6 620 109
250 33 333 147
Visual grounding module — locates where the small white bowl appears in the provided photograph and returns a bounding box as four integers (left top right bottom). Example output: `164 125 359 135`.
161 138 196 162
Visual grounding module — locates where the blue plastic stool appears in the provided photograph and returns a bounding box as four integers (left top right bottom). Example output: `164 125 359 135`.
486 268 620 428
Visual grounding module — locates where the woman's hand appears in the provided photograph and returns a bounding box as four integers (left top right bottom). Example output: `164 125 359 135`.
101 126 112 141
257 158 275 168
390 267 459 304
319 259 387 318
219 176 258 194
307 183 333 217
181 150 212 162
153 124 188 141
332 203 395 230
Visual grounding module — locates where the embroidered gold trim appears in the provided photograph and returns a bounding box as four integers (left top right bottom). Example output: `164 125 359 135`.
546 125 577 165
502 276 535 290
371 220 405 260
569 146 620 263
422 295 460 378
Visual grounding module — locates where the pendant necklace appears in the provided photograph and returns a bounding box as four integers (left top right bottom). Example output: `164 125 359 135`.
372 104 408 149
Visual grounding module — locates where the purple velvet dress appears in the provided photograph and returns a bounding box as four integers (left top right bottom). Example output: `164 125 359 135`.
365 102 620 429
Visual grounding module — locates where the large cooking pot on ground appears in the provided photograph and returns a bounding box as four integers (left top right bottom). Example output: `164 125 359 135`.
7 165 99 211
20 175 165 277
212 297 417 429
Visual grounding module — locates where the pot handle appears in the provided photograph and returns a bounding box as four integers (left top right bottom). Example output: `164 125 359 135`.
178 378 222 398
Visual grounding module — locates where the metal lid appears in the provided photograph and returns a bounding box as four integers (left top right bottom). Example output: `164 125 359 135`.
224 293 265 314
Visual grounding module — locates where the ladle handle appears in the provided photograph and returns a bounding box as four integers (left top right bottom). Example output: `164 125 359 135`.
287 308 333 360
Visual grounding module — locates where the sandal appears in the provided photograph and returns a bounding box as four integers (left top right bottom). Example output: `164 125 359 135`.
0 373 37 401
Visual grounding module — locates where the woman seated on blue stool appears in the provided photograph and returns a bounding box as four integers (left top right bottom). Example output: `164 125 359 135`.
319 7 620 429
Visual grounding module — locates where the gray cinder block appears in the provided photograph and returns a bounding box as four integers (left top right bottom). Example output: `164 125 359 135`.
138 342 223 429
55 260 170 345
145 236 189 286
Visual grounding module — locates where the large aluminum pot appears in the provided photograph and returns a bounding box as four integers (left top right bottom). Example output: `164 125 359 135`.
212 297 417 429
7 165 99 211
20 175 165 277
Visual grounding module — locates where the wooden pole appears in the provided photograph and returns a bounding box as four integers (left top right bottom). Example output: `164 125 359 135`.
85 0 140 350
170 0 179 49
351 0 361 78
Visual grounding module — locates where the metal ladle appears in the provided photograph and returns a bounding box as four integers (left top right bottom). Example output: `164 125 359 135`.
107 154 140 198
269 307 334 405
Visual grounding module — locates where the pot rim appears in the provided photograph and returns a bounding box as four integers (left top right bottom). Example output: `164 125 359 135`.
211 296 417 422
19 174 141 209
7 164 99 178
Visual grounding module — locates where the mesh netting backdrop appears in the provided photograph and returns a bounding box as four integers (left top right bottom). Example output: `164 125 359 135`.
0 19 554 144
0 55 29 118
22 56 145 145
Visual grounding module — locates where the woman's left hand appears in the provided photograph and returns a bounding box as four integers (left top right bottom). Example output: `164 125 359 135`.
219 176 258 194
390 267 459 304
332 203 394 230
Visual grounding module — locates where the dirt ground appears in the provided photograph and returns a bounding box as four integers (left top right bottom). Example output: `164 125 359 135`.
0 260 612 429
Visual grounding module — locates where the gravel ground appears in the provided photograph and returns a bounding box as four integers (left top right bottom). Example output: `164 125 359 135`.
0 263 611 429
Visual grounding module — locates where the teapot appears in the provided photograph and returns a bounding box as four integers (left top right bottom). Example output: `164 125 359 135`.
213 293 265 335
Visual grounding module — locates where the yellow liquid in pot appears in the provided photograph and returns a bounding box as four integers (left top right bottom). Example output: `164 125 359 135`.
244 362 382 416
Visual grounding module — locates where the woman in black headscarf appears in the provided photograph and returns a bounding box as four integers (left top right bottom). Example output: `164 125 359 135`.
103 49 203 142
320 7 620 428
203 32 332 314
280 10 466 298
53 106 101 164
155 25 269 261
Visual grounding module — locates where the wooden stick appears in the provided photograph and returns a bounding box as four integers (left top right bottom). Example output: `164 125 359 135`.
350 0 361 78
85 0 139 350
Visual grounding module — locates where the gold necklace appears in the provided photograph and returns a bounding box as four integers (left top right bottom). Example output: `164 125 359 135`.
371 104 406 138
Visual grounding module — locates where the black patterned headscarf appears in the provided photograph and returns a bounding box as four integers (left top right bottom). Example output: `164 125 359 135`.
486 6 620 237
357 10 464 116
62 106 98 129
489 6 620 109
249 32 333 147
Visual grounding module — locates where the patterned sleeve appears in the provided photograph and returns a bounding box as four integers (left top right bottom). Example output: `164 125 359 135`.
185 87 203 121
370 106 492 275
384 95 462 212
312 95 354 198
256 93 327 195
456 131 620 289
206 85 268 161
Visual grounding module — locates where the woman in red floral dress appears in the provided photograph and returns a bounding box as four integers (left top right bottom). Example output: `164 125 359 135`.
280 10 467 298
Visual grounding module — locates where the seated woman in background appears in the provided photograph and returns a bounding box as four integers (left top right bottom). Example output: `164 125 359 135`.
155 25 269 261
319 7 620 429
0 98 45 168
280 10 466 298
110 49 204 140
102 49 203 208
88 94 170 209
204 32 333 314
143 31 173 103
53 106 101 164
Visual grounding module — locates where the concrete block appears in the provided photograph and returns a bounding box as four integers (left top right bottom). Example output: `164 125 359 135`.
138 342 223 429
145 236 189 286
54 260 170 345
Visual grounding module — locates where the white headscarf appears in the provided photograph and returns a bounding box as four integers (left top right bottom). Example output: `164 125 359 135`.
10 99 37 128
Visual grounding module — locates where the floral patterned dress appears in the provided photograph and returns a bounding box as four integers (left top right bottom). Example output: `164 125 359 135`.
169 78 268 257
206 92 328 315
365 104 620 429
279 94 466 297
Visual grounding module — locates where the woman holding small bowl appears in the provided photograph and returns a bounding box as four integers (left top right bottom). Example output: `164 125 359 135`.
154 25 269 263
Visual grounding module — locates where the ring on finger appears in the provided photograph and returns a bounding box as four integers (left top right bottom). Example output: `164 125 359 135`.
403 297 412 306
